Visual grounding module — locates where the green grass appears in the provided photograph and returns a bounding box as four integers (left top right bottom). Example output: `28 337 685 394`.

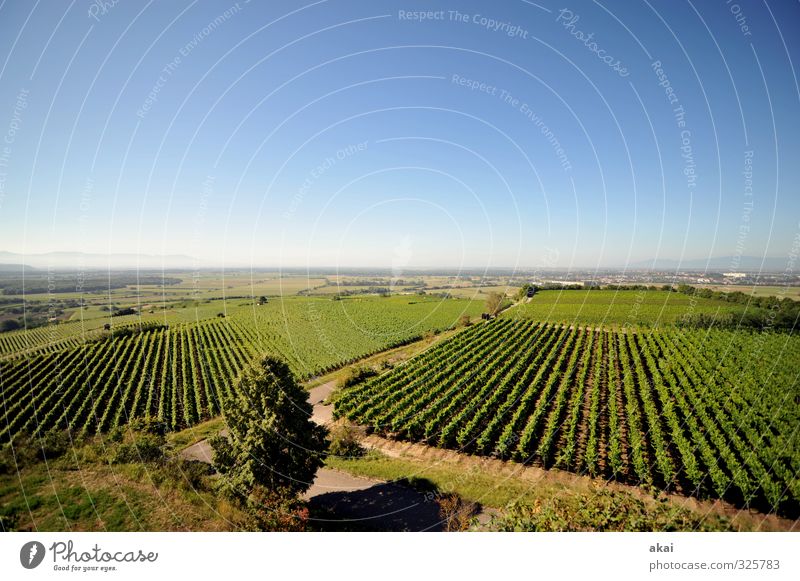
168 417 226 450
325 450 779 531
0 437 243 531
507 289 754 326
695 284 800 300
327 450 543 508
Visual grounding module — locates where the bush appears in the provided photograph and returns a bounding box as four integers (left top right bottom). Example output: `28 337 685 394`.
328 423 365 458
112 307 136 317
127 418 168 436
489 486 730 531
110 433 166 464
36 430 71 461
339 366 377 389
0 319 20 332
0 430 72 471
160 458 213 492
0 511 19 532
438 493 478 532
241 486 310 532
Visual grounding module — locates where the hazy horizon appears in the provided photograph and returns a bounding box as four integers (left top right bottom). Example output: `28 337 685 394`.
0 248 794 273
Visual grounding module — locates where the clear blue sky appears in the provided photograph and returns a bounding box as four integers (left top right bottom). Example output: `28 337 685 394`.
0 0 798 269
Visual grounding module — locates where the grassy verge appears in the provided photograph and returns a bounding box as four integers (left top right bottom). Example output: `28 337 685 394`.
1 433 243 532
327 450 545 509
327 450 790 531
168 418 226 449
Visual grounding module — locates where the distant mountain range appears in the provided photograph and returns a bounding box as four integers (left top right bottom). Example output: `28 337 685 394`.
0 251 198 270
628 255 788 272
0 251 790 273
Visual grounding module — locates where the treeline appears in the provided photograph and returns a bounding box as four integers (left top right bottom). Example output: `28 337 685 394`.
100 321 168 341
331 288 392 298
0 298 87 332
0 274 182 295
674 284 798 331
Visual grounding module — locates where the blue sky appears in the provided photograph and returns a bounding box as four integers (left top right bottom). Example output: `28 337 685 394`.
0 0 798 269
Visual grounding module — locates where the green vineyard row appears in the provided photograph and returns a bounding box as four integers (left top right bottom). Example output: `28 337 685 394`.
335 319 800 516
0 296 482 439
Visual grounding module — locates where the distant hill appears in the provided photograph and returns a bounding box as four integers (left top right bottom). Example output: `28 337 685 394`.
0 263 37 274
628 256 788 272
0 251 197 270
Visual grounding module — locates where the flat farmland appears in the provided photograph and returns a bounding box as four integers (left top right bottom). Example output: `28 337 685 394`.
508 290 754 326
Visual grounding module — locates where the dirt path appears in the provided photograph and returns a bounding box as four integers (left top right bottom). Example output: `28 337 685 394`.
182 436 219 464
308 380 337 425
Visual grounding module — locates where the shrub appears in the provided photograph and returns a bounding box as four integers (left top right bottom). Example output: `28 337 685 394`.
489 486 730 531
339 366 377 389
328 423 365 458
0 430 72 471
437 493 478 532
242 486 310 532
160 458 213 492
110 433 166 464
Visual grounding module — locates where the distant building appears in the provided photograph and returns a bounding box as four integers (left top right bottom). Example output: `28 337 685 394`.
723 272 747 279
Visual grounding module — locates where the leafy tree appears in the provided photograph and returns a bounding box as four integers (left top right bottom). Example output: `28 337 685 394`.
211 355 328 501
485 291 505 316
257 296 268 305
0 319 20 332
516 284 536 300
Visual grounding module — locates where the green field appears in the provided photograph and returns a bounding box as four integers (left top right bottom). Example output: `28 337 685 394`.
695 284 800 300
336 318 800 516
2 272 797 530
0 295 482 438
508 289 755 326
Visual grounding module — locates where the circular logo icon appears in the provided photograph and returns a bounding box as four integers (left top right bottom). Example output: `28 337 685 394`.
20 541 46 569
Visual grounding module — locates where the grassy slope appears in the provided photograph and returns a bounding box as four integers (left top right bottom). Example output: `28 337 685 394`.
0 444 242 532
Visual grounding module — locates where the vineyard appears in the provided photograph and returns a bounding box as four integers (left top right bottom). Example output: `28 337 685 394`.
0 295 482 439
335 319 800 516
508 289 755 326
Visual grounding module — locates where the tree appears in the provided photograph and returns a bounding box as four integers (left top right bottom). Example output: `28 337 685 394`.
257 296 268 305
517 284 536 300
211 355 328 502
0 319 20 332
485 291 505 316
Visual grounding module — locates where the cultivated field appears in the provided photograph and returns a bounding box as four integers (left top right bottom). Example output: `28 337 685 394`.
2 272 798 531
509 289 755 326
0 295 482 438
336 318 800 516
